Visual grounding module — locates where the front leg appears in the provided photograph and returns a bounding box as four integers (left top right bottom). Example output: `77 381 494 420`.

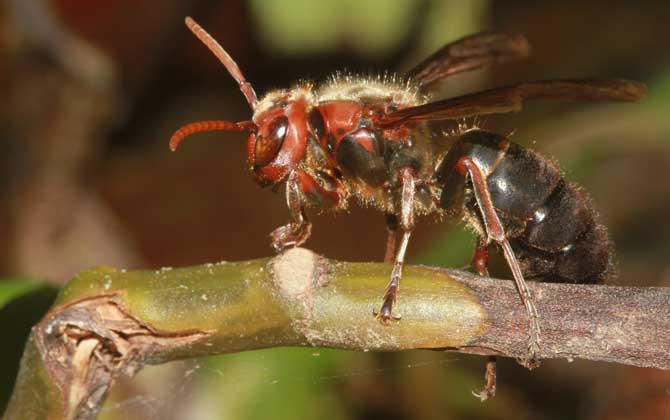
376 167 416 322
270 169 346 252
270 170 312 252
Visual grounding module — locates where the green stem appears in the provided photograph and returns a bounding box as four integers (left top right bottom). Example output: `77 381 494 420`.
5 248 670 420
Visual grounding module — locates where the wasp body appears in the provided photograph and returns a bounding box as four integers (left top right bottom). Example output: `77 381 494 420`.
171 17 645 399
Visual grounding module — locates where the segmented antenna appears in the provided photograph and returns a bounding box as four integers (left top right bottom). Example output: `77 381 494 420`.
185 17 258 109
170 120 256 151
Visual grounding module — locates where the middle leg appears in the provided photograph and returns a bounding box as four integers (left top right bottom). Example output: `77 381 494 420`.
384 213 399 264
376 167 416 322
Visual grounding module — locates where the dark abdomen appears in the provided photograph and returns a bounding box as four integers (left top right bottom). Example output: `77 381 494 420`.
437 129 614 284
510 178 613 284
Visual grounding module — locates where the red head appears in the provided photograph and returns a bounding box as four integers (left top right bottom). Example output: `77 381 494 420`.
170 17 312 186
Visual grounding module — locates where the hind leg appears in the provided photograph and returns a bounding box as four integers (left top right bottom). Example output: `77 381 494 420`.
471 241 497 401
458 157 541 366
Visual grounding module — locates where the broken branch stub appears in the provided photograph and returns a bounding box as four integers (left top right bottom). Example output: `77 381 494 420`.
35 294 210 420
4 248 670 420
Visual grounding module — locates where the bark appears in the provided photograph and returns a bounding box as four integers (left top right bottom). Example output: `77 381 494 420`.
4 248 669 419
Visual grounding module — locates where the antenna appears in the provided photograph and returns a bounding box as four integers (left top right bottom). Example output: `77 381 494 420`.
185 17 258 109
170 120 256 151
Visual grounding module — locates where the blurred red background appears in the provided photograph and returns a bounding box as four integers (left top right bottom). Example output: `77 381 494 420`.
1 1 669 419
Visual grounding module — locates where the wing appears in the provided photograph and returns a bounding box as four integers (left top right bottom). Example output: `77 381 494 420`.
377 79 647 127
406 32 531 90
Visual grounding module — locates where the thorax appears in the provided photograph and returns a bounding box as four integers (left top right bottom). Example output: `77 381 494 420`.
310 77 437 214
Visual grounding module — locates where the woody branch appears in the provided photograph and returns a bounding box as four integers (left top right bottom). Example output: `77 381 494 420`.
4 248 669 420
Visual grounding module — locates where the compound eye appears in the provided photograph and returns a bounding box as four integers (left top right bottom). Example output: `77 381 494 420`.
254 116 288 166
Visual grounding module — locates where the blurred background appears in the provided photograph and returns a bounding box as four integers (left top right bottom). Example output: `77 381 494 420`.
0 0 668 419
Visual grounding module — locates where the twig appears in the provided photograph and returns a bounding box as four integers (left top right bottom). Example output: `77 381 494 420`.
4 248 669 419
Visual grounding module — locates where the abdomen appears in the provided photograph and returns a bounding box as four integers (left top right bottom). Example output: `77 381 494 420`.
437 129 614 284
510 178 613 284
